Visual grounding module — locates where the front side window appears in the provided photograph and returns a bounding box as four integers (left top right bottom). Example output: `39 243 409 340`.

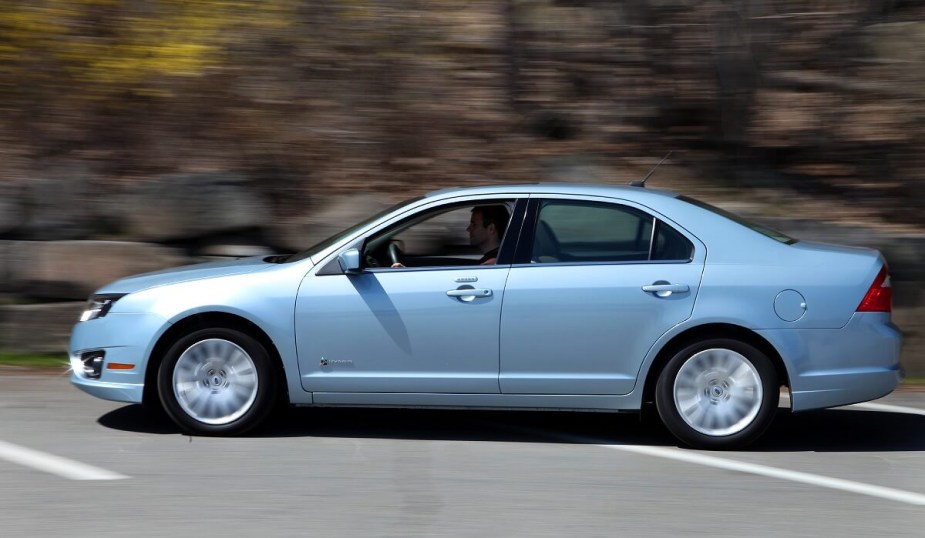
530 200 691 263
363 200 516 269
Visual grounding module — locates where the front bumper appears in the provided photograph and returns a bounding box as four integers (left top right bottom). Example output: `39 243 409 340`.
70 372 145 404
758 312 904 411
69 312 169 404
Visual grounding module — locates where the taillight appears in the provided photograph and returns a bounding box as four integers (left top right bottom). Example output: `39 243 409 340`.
857 265 892 312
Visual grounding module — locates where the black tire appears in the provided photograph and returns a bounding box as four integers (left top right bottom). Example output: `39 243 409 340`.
157 327 277 435
655 338 778 450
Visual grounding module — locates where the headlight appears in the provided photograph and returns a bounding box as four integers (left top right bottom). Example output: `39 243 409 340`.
79 294 127 322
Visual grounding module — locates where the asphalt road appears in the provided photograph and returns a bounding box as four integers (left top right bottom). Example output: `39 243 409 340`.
1 372 923 537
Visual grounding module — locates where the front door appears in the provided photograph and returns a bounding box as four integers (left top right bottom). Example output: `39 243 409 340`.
295 266 509 393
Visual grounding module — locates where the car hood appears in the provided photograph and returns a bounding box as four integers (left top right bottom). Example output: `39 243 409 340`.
96 256 279 295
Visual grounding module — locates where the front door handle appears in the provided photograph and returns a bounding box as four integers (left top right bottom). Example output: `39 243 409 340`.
446 288 492 301
642 282 689 297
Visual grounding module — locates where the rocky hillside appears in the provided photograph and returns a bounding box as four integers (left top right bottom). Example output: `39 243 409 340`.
0 1 922 225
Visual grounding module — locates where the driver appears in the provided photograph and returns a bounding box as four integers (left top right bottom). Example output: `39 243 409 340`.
391 204 510 267
467 205 509 265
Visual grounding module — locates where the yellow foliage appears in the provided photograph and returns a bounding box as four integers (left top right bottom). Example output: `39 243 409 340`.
0 0 296 90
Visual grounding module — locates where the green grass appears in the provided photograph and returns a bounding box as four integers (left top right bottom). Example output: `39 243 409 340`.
0 354 70 369
902 376 925 387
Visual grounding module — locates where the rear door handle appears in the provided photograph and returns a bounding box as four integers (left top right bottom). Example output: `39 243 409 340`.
642 282 689 297
446 288 492 300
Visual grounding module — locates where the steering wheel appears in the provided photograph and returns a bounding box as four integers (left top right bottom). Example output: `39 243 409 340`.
388 242 403 266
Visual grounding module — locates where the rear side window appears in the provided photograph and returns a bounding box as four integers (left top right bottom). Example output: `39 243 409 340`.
530 200 691 263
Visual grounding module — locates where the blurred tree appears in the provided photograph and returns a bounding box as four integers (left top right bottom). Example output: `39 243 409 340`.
0 0 296 165
0 0 295 91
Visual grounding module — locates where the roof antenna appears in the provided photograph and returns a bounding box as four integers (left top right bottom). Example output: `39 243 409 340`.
629 151 672 188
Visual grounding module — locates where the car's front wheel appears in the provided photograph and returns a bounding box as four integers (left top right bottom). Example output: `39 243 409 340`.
655 339 778 449
157 328 277 435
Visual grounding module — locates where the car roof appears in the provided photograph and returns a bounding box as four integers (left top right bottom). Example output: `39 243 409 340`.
424 182 681 201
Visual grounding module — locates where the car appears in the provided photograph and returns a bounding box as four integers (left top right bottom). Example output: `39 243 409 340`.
69 183 903 449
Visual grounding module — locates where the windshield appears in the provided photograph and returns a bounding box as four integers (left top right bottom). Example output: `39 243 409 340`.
284 196 425 263
678 195 796 245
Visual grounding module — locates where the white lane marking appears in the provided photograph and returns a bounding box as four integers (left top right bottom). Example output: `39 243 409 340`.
497 407 925 507
0 440 129 480
849 402 925 416
596 443 925 506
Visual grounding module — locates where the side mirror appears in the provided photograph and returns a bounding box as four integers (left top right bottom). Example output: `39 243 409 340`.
338 248 362 273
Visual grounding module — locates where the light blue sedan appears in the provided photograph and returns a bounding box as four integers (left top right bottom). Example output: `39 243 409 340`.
69 184 903 449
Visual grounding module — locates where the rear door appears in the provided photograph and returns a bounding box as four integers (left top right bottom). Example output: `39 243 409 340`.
499 196 705 395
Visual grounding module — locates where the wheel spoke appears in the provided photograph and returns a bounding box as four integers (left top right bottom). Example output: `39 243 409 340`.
186 391 208 415
175 380 199 395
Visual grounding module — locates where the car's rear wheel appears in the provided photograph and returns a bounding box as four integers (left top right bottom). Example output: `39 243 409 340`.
655 339 778 449
157 328 276 435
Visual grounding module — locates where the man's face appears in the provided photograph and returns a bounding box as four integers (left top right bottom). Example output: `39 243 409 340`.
467 211 492 249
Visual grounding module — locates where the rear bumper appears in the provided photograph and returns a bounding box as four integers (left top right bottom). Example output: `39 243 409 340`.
785 366 903 411
758 312 904 411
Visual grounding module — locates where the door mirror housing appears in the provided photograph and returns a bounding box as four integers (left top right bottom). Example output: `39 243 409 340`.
338 248 362 273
